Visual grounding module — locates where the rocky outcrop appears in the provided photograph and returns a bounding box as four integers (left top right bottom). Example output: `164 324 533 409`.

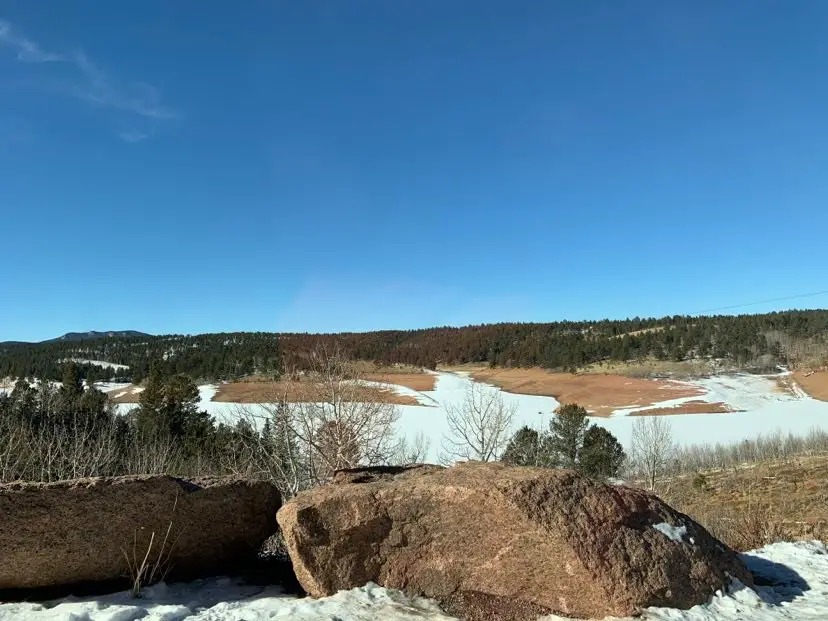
278 462 752 620
0 475 280 591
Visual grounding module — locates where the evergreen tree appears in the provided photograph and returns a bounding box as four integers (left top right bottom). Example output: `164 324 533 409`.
60 362 83 399
580 426 626 479
549 403 589 468
501 426 557 467
135 362 166 436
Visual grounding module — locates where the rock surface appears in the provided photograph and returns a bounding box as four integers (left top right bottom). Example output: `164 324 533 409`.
0 475 280 591
278 462 752 620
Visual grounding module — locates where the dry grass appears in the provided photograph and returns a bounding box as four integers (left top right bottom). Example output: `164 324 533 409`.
792 370 828 401
627 401 734 416
348 360 425 375
659 454 828 551
107 386 145 404
442 366 703 417
610 326 667 339
212 380 420 406
362 372 435 392
580 358 721 379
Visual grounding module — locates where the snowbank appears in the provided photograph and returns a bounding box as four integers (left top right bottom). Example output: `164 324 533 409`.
2 541 827 620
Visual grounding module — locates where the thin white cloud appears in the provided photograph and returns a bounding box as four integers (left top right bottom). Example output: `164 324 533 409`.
71 51 177 120
117 129 150 143
0 18 176 132
0 19 63 62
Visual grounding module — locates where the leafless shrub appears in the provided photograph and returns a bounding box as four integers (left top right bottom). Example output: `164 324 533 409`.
393 431 431 465
629 416 674 491
227 347 402 494
0 410 123 483
123 430 182 476
662 427 828 478
440 383 516 463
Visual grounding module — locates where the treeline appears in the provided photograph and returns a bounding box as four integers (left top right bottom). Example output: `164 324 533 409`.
0 332 283 383
1 309 827 382
0 363 253 482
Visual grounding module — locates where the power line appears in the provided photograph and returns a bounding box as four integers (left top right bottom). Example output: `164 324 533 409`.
696 289 828 314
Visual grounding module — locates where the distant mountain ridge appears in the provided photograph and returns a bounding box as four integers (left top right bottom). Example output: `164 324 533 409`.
1 309 827 383
0 330 149 348
45 331 150 343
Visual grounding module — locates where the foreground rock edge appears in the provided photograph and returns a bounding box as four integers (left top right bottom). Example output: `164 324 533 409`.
278 462 753 620
0 475 281 593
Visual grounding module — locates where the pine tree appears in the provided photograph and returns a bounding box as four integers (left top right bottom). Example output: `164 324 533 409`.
549 403 589 468
135 363 166 436
60 362 83 399
580 426 626 479
501 426 557 467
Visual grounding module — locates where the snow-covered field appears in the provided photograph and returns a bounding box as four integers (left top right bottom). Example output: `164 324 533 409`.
2 540 826 620
112 371 828 463
599 372 828 453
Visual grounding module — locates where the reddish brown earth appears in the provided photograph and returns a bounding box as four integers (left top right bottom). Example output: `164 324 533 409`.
792 370 828 401
462 367 705 416
627 401 734 416
212 380 420 406
362 372 436 392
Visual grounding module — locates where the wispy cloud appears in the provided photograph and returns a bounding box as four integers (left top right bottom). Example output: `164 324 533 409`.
117 129 150 143
71 51 176 120
0 19 177 138
0 19 63 62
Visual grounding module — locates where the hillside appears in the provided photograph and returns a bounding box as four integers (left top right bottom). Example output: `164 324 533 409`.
0 309 826 383
45 330 150 343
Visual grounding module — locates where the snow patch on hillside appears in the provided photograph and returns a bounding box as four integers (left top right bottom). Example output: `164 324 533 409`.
611 373 803 416
64 358 130 371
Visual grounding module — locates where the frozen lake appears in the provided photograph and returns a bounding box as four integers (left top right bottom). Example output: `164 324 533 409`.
115 370 828 463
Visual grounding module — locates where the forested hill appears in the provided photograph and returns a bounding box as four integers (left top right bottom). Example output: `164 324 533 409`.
1 310 827 382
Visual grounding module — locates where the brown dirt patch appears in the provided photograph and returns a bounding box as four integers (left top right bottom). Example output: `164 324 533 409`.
627 401 734 416
447 366 704 417
362 373 435 392
792 370 828 401
213 380 420 406
106 385 144 404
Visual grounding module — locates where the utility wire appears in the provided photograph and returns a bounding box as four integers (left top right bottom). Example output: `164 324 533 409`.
696 289 828 314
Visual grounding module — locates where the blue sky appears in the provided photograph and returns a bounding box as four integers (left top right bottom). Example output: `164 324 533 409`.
1 1 827 342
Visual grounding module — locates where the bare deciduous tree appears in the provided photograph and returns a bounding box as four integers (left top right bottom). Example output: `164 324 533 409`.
123 430 182 476
0 414 28 482
440 383 516 463
393 431 432 465
229 347 402 494
291 348 401 483
630 416 674 491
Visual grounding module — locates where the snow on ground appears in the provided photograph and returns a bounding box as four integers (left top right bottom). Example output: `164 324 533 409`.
114 371 828 463
598 372 828 453
64 358 130 371
94 382 134 394
0 578 458 621
612 373 801 416
652 522 688 543
2 541 828 620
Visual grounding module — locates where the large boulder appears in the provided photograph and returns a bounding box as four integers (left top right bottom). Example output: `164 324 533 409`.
0 475 280 592
278 462 752 620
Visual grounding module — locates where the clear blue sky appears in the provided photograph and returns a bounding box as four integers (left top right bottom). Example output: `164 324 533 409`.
2 1 827 342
